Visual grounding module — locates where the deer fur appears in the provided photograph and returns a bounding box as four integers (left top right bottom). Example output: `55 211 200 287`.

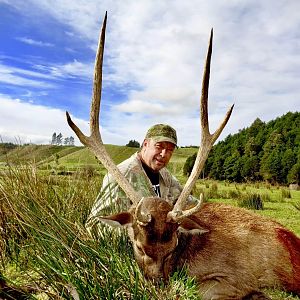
100 197 300 300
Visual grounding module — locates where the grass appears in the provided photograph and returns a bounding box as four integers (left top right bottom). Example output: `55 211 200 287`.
191 179 300 236
0 146 300 299
0 164 202 299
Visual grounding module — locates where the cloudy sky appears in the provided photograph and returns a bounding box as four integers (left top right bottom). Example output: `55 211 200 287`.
0 0 299 146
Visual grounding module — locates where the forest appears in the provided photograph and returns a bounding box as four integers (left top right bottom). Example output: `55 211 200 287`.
184 111 300 185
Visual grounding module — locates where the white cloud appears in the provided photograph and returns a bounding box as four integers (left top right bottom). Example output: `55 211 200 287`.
16 37 54 47
0 95 82 144
1 0 300 146
0 95 131 146
0 63 54 88
0 59 93 88
35 60 94 79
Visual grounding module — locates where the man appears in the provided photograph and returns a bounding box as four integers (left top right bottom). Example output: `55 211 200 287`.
86 124 196 232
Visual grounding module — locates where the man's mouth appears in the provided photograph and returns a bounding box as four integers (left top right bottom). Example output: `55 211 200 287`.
155 159 165 166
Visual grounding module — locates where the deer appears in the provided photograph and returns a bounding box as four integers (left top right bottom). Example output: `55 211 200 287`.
66 13 300 300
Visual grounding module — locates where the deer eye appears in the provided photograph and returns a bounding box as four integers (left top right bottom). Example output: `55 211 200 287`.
136 245 144 254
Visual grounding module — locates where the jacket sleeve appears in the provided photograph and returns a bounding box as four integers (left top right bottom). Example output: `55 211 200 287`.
166 173 198 206
85 173 131 233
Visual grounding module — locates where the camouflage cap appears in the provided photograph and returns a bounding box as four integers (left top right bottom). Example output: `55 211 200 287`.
145 124 177 145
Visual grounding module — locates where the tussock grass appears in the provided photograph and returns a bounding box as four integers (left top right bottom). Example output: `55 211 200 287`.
0 164 201 299
281 188 292 200
237 193 264 210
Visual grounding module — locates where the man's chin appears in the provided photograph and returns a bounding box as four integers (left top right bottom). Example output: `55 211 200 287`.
153 161 165 170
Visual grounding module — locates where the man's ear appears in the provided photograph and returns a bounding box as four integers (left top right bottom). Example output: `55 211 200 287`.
178 217 209 235
97 212 133 228
142 138 151 148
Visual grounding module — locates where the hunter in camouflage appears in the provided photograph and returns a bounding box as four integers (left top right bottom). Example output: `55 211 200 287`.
86 124 196 233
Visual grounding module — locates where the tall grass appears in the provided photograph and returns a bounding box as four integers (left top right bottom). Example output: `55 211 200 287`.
0 164 201 299
237 193 264 210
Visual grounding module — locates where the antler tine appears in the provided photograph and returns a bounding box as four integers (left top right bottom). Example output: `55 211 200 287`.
66 13 141 205
168 29 234 222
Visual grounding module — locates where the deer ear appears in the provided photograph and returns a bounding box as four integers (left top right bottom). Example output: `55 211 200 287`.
98 212 133 228
178 217 209 235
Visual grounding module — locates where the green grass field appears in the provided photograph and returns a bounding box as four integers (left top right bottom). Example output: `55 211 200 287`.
0 145 299 299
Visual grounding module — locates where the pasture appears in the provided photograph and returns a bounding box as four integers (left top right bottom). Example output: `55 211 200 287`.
0 145 299 299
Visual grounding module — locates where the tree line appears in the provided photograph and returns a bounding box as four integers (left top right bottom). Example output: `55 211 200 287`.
184 111 300 185
51 132 75 146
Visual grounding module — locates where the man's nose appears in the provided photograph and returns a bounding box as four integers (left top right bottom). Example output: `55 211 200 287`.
160 149 167 157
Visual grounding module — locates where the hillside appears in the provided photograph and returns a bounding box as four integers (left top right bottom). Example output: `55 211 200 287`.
0 144 136 165
0 143 196 179
1 111 299 185
192 111 300 185
0 144 81 165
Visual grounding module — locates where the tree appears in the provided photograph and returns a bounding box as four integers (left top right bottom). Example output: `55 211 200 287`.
260 148 283 183
223 152 242 182
56 133 63 146
190 111 300 184
64 137 70 145
281 148 296 183
51 132 57 145
69 136 75 146
126 140 140 148
287 163 300 184
183 153 197 176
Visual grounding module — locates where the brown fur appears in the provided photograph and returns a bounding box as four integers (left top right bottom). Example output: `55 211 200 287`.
101 198 300 300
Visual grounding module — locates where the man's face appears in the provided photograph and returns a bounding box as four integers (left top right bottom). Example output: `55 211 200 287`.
141 139 175 172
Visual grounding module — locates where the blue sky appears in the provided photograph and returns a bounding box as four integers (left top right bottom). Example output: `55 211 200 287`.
0 0 299 146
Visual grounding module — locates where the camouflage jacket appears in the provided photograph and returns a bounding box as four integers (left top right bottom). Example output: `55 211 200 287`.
86 152 196 232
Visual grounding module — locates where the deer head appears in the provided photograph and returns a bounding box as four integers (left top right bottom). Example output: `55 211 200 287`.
66 13 233 280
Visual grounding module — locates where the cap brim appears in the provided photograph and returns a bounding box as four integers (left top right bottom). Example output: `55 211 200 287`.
150 136 177 146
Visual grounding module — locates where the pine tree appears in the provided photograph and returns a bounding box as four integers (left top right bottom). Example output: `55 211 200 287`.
64 137 70 145
56 133 63 146
51 132 57 145
69 136 75 146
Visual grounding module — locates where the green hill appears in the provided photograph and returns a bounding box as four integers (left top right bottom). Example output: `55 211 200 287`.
0 144 80 165
0 143 196 179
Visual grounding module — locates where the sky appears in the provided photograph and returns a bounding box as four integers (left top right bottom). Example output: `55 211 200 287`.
0 0 299 147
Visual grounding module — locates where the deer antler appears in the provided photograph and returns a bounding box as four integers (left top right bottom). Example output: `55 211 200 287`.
66 13 141 205
168 29 234 222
